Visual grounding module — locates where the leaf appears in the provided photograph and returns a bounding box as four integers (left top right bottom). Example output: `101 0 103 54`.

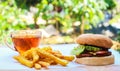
71 45 85 55
84 23 91 30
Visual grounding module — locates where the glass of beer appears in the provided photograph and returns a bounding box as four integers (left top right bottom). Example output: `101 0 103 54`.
5 29 42 54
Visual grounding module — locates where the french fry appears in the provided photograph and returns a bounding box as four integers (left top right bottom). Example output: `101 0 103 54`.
41 46 52 52
39 58 55 64
13 55 33 68
34 63 41 70
38 61 50 68
49 49 74 61
31 49 39 63
61 56 75 61
37 48 69 66
21 49 32 60
54 55 75 61
13 46 75 70
50 50 62 56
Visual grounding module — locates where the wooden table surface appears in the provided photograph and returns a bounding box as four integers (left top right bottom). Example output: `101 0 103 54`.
0 44 120 71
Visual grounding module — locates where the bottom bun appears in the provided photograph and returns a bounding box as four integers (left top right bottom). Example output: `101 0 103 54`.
75 55 114 66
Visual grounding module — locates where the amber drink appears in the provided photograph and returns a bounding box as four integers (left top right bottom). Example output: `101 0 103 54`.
11 30 42 54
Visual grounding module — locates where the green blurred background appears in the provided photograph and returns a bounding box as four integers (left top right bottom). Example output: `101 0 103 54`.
0 0 120 44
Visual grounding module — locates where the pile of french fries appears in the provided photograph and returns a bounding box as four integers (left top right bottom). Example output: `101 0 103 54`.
13 46 75 70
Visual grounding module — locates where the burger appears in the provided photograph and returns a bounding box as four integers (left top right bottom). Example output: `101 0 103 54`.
71 34 114 66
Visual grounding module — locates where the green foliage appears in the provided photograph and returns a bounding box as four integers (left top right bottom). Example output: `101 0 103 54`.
109 13 120 24
0 0 117 44
15 0 41 9
71 0 107 29
0 0 27 43
104 0 117 10
115 31 120 42
35 0 108 32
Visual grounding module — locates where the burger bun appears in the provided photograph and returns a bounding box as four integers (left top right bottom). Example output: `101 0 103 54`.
76 34 113 48
75 55 114 66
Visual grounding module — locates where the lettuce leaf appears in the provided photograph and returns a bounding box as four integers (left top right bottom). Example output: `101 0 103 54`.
71 45 101 55
85 45 101 52
71 45 85 55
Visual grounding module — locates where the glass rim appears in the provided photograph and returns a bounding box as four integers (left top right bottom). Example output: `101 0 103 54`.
11 29 42 38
